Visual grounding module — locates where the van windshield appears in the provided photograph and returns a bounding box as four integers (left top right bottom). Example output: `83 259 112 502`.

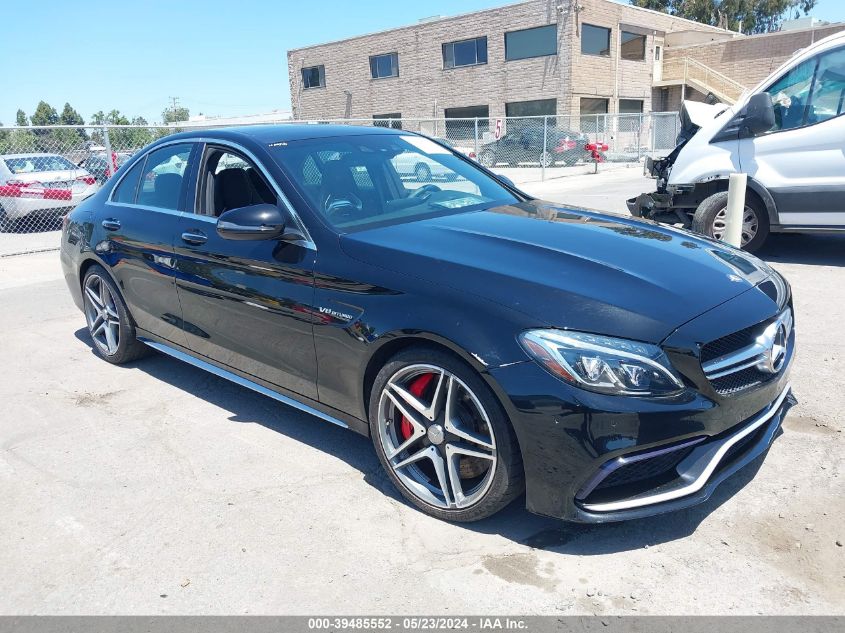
269 134 520 231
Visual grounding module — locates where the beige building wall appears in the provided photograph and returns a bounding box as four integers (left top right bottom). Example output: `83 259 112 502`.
664 23 845 91
287 0 728 121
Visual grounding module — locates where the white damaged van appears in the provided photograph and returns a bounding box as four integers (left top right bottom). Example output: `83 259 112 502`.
628 29 845 252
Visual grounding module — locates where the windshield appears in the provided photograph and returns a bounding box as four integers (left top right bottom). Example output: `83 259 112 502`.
269 134 520 231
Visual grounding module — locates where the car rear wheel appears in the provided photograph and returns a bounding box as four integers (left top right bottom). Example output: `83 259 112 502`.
415 163 432 182
82 265 150 364
692 191 770 253
478 150 496 168
539 151 553 168
369 347 524 522
0 206 14 233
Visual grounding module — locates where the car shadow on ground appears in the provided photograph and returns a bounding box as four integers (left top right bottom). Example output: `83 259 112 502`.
74 327 774 555
758 233 844 267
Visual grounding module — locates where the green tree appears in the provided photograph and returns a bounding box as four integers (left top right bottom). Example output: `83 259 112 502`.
31 101 59 126
30 101 60 151
15 109 28 126
630 0 817 34
56 102 87 147
162 105 190 124
59 103 85 126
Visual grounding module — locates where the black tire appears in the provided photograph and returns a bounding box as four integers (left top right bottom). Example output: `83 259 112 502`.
478 149 496 168
692 191 770 253
0 206 14 233
368 346 524 522
414 163 432 182
82 264 150 364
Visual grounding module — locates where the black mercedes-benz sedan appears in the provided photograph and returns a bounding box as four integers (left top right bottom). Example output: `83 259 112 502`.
60 125 796 523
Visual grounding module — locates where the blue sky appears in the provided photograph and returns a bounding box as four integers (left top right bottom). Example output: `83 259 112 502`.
3 0 843 126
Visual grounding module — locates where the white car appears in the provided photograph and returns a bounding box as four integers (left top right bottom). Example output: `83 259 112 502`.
391 138 462 182
629 29 845 252
0 153 99 231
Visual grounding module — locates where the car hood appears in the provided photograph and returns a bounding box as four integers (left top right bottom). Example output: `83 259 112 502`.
340 201 774 343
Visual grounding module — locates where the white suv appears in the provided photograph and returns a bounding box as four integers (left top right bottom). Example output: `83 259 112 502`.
629 30 845 252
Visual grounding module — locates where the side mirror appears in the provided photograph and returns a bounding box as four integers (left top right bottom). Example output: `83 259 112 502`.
497 174 517 189
743 92 775 136
216 204 286 241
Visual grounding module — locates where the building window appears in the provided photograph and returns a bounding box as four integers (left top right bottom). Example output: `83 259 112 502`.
373 113 402 129
505 24 557 61
619 99 644 114
581 24 611 57
301 65 325 89
444 105 489 140
580 97 609 133
621 31 646 61
505 99 557 117
370 53 399 79
443 36 487 69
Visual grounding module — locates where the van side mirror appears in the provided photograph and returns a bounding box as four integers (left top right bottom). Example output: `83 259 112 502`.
216 204 286 241
743 92 775 136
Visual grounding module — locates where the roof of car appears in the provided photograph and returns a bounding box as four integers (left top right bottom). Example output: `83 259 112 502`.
168 123 408 145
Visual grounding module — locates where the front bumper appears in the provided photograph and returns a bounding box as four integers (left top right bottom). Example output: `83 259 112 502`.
488 351 794 523
626 191 674 219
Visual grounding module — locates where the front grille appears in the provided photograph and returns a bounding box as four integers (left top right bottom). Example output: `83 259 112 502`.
711 365 777 395
701 307 792 396
700 323 761 364
594 447 694 492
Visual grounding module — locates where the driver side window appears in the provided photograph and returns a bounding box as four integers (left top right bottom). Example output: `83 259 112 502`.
767 46 845 132
197 148 277 217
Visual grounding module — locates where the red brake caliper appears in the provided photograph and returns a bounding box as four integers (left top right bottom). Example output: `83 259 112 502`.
400 373 435 440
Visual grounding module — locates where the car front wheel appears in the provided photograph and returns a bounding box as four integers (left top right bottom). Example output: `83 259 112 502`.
369 347 524 522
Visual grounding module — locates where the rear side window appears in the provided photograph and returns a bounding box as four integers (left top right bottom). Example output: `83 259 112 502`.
136 144 193 211
4 155 77 174
112 159 145 204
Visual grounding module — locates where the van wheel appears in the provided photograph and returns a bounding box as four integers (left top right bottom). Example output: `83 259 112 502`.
692 191 769 253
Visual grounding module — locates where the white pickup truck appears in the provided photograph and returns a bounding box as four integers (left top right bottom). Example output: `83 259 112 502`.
629 29 845 252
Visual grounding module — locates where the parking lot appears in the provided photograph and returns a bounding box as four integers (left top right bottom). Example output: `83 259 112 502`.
1 169 843 615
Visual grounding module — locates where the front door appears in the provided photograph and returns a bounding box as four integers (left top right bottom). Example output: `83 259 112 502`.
171 144 319 399
739 45 845 227
97 142 198 346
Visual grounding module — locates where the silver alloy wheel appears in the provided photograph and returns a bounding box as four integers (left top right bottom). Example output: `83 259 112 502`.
377 364 497 510
83 274 121 355
712 205 758 246
540 151 553 168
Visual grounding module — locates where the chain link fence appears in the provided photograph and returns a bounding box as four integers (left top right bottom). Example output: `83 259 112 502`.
0 113 679 256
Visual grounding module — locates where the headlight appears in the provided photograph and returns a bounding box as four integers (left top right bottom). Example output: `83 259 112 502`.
519 329 685 396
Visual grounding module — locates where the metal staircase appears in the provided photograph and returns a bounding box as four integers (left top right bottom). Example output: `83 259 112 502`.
656 57 748 104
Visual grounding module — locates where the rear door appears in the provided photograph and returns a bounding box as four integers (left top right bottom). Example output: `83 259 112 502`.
739 45 845 227
170 144 319 399
97 142 197 346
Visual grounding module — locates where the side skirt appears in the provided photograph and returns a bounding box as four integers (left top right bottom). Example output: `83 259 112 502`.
138 336 370 436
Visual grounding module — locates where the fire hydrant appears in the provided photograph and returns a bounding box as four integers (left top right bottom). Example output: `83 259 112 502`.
584 142 608 173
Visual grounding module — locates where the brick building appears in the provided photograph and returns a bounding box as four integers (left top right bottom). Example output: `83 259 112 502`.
286 0 730 125
658 22 845 110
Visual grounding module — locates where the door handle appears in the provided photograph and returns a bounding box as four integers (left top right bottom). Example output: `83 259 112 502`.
181 230 208 245
101 218 121 231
